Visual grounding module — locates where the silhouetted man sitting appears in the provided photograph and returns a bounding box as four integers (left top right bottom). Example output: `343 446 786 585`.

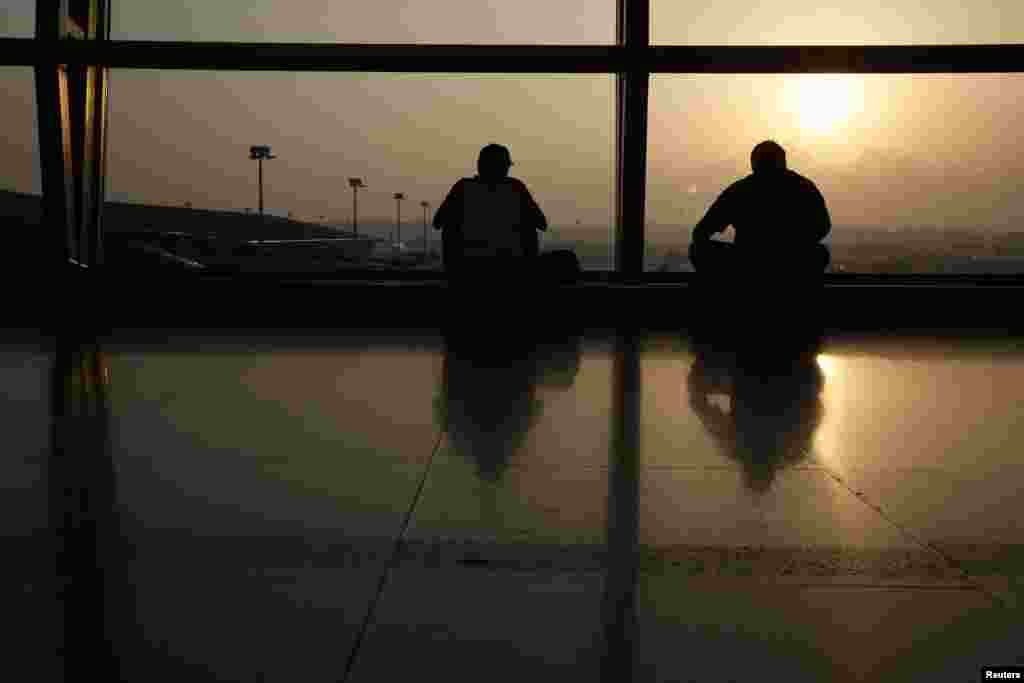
434 143 579 288
689 140 830 282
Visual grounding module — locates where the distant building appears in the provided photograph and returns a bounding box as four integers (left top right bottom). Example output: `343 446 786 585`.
941 255 1024 274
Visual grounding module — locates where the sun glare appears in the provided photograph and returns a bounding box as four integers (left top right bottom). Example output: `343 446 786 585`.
816 353 836 378
785 75 862 134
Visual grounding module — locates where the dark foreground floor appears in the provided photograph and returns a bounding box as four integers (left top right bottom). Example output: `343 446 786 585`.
4 326 1022 681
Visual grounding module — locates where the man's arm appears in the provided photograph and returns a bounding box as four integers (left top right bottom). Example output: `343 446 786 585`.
810 183 831 242
433 180 465 230
518 181 547 232
692 186 733 242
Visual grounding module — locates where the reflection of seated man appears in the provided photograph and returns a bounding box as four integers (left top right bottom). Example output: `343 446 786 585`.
688 140 831 280
687 342 824 493
436 328 582 483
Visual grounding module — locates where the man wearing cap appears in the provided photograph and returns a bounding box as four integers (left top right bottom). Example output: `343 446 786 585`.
689 140 831 279
433 144 550 282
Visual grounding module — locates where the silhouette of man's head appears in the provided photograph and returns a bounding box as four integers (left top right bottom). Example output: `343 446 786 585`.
477 143 513 180
751 140 787 173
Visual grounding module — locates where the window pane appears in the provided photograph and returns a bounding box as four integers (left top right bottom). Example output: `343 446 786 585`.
646 74 1024 275
0 67 39 194
652 1 1023 45
1 1 34 38
0 67 42 261
106 71 614 274
113 1 614 44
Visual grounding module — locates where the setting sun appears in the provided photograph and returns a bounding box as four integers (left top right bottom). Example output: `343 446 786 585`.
784 75 864 134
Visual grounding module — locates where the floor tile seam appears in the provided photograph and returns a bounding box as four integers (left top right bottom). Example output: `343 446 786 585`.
781 583 981 592
427 461 827 472
815 465 1011 608
637 464 828 471
807 461 1024 475
340 429 445 682
634 577 981 591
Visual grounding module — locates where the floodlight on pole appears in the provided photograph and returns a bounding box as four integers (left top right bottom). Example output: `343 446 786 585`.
249 146 276 217
420 201 430 259
393 193 405 258
348 178 365 237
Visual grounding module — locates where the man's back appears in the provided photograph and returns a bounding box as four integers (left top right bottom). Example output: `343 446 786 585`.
699 168 830 248
460 178 525 257
434 175 545 267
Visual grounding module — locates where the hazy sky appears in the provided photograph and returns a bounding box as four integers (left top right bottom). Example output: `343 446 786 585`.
3 1 1024 241
6 0 1019 45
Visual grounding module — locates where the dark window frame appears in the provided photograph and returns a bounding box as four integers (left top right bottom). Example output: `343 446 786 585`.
6 0 1024 282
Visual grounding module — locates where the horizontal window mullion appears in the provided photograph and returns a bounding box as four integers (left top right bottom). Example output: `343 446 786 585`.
4 40 628 72
650 45 1024 73
4 39 1024 73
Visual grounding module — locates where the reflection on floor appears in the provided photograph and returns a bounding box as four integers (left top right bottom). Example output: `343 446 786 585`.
8 325 1022 681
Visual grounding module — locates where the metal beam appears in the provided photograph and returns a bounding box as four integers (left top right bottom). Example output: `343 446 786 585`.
7 40 624 72
35 64 77 264
32 1 111 268
648 44 1024 73
34 2 77 265
5 39 1024 73
80 1 110 267
614 0 648 276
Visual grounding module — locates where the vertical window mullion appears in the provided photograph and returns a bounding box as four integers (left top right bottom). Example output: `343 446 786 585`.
615 0 649 277
36 0 78 265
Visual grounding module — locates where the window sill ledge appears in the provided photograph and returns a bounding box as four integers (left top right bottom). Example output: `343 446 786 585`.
33 268 1023 331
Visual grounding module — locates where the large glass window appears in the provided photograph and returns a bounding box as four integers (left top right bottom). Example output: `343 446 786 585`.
652 1 1024 46
0 67 42 259
113 0 615 44
1 1 34 38
646 74 1024 275
20 1 1022 279
105 70 614 273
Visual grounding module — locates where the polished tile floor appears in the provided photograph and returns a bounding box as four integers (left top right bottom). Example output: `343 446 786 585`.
5 327 1023 681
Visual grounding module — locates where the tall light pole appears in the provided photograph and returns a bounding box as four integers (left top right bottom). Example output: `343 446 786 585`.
393 192 405 258
420 200 430 259
348 178 365 237
249 146 276 217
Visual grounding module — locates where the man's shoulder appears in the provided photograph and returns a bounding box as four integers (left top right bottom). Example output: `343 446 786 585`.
746 169 821 194
720 175 753 197
446 177 477 197
786 169 821 191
